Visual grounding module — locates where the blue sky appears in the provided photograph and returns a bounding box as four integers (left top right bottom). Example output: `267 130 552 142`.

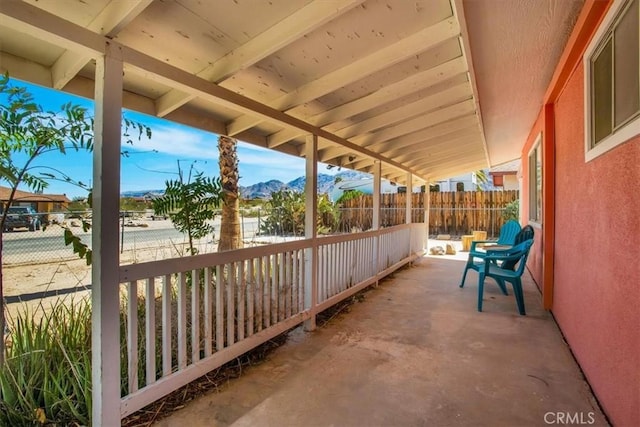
6 78 337 199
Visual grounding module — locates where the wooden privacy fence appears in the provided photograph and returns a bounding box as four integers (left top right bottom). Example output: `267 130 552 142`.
338 190 519 238
428 190 518 237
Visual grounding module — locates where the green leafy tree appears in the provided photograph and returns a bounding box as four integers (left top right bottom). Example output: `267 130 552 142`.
502 199 520 222
152 163 223 256
336 189 365 204
0 74 151 363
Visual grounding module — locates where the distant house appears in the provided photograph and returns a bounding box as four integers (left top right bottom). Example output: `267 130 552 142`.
489 160 520 190
142 192 164 201
433 170 496 192
0 186 71 213
329 178 423 201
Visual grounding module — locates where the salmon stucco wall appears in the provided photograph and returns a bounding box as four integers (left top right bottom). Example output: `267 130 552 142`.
553 64 640 425
520 112 544 289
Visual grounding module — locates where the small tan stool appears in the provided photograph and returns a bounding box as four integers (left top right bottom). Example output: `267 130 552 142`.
472 230 487 241
461 235 473 251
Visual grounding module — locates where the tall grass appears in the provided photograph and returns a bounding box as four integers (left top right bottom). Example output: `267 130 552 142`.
0 299 92 426
0 284 200 425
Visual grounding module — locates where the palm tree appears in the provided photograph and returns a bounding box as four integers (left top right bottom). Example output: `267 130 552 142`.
218 135 243 250
475 169 489 190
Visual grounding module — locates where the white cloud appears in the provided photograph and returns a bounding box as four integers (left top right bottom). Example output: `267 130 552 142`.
121 118 348 186
126 122 300 167
238 149 303 167
126 122 219 160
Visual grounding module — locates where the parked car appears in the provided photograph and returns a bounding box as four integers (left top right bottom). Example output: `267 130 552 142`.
3 206 41 232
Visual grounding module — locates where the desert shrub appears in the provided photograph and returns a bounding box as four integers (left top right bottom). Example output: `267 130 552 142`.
259 190 305 236
317 194 339 234
260 190 339 236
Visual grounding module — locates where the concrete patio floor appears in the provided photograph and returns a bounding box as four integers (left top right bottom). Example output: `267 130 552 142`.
155 253 608 427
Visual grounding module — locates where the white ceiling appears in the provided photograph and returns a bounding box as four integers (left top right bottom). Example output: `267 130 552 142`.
0 0 583 184
463 0 584 166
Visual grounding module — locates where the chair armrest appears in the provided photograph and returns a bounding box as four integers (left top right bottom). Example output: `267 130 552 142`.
470 240 498 252
484 251 523 263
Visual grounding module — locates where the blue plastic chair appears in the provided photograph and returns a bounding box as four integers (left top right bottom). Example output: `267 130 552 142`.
478 239 534 315
470 220 521 252
500 225 534 270
460 220 521 287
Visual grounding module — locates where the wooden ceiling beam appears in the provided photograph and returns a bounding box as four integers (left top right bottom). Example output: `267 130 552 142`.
405 145 486 169
323 130 478 170
267 56 469 148
366 115 478 154
411 153 487 176
334 82 472 140
320 116 479 165
317 99 476 161
353 99 477 147
121 42 429 178
155 0 364 117
318 113 477 161
226 17 461 136
51 0 153 89
0 51 52 87
0 1 106 55
419 158 489 182
392 137 481 164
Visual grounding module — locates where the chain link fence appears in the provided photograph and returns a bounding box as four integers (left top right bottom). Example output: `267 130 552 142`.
2 204 511 307
2 205 512 266
2 210 272 267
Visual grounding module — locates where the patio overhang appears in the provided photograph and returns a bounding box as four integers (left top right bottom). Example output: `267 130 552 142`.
0 0 582 183
0 1 587 424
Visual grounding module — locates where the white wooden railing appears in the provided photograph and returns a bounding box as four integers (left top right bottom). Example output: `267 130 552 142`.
118 223 426 417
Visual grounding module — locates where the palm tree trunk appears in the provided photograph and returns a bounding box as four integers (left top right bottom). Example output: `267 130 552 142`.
218 135 243 251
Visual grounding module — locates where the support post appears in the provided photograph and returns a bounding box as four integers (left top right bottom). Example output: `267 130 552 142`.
406 172 413 254
373 161 381 275
373 161 381 230
405 172 413 225
425 181 430 249
304 134 318 331
92 41 123 426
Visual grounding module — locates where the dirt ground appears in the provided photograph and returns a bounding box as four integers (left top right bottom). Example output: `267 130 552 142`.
3 216 459 322
2 219 178 319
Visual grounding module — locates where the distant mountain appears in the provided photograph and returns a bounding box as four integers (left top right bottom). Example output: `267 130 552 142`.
241 171 370 199
240 179 286 199
285 176 306 192
285 173 341 193
121 190 163 198
121 171 371 200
